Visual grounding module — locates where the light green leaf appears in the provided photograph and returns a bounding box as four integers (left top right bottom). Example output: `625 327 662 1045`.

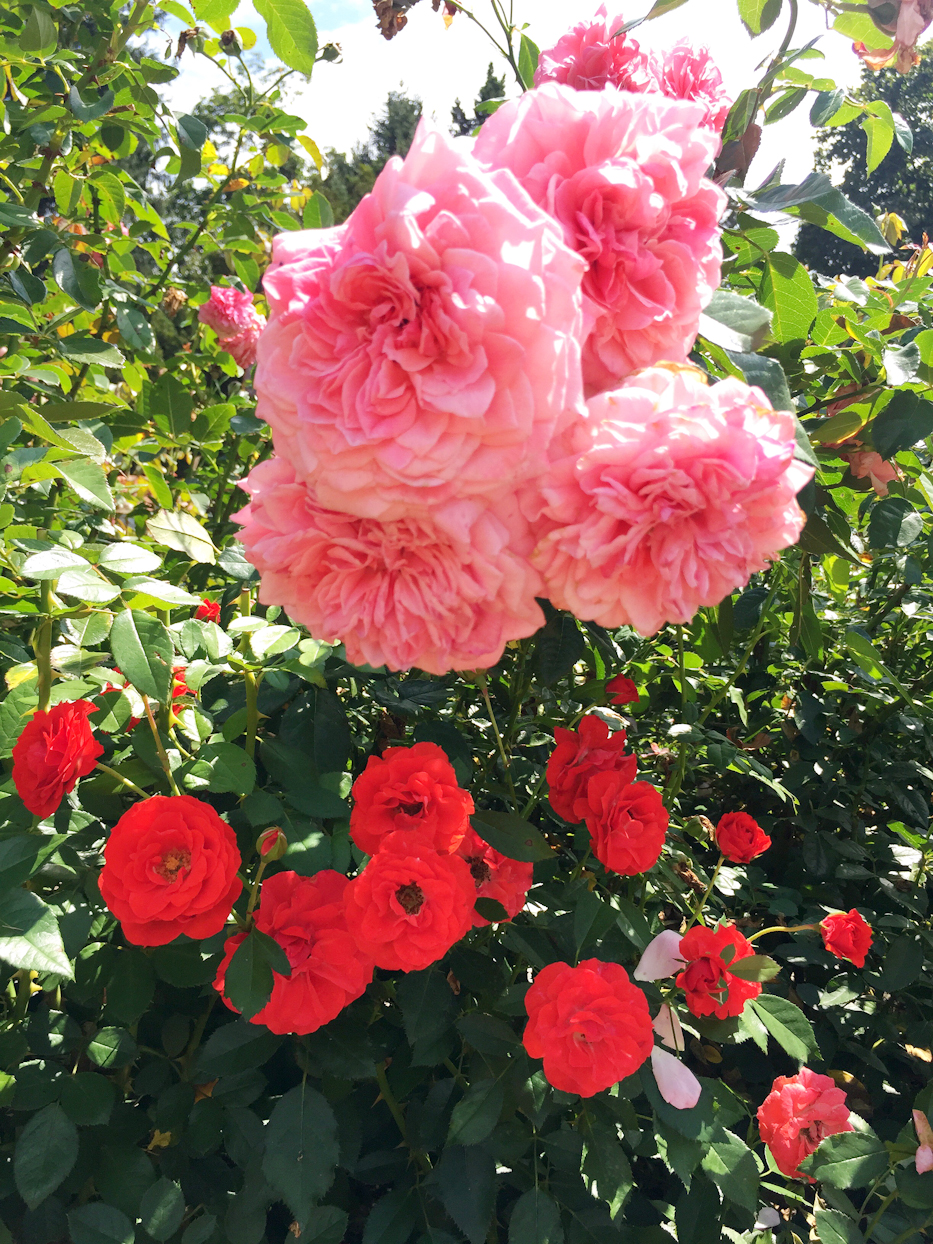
0 891 72 977
109 609 174 703
98 545 163 576
759 252 818 343
255 0 318 75
146 509 217 564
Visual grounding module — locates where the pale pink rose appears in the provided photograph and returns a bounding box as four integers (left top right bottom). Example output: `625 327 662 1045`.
235 457 546 675
474 83 725 395
199 286 266 369
658 42 731 134
845 450 900 497
635 930 686 982
533 368 814 634
254 122 585 521
533 4 658 93
652 1047 702 1110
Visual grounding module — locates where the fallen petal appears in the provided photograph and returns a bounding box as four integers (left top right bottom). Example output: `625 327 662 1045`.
653 1003 685 1052
917 1144 933 1174
635 929 686 981
652 1047 702 1110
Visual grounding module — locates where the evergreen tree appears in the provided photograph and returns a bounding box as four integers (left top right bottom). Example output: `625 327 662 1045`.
450 62 506 136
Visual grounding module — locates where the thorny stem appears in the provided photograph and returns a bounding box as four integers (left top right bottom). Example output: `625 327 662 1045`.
35 580 53 714
143 695 180 795
477 674 518 809
685 855 724 931
864 1190 899 1241
375 1061 431 1172
698 574 781 729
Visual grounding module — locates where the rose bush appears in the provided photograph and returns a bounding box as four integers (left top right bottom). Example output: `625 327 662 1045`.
0 2 932 1244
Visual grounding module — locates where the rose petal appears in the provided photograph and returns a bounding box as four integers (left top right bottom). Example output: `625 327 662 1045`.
653 1003 685 1052
634 929 686 981
651 1047 701 1110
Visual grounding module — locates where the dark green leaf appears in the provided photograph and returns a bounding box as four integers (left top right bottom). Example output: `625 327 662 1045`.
60 1073 117 1126
799 1129 888 1188
868 497 923 549
13 1103 78 1209
52 250 102 311
362 1188 418 1244
109 609 173 703
397 968 456 1056
184 740 256 796
815 1208 866 1244
674 1174 721 1244
87 1027 137 1069
581 1120 633 1218
194 1020 283 1078
747 995 818 1061
895 1165 933 1208
68 1203 134 1244
68 85 115 122
0 890 72 977
700 1128 758 1212
811 88 845 126
314 688 351 774
447 1079 503 1146
139 1178 185 1242
224 929 291 1021
297 1206 348 1244
262 1083 338 1227
472 811 553 862
534 610 585 684
878 936 924 990
431 1145 496 1244
509 1188 563 1244
870 391 933 459
176 114 208 150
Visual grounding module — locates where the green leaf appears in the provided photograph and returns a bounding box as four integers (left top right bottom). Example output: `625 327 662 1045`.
314 687 351 773
0 890 72 977
759 252 818 343
472 811 553 862
193 1019 283 1077
14 1104 78 1208
799 1129 888 1188
878 936 924 990
255 0 318 74
109 609 174 703
0 837 41 897
56 459 115 510
724 954 781 982
747 995 818 1061
60 1072 117 1126
747 172 833 212
431 1145 496 1244
518 33 540 89
56 567 121 604
870 390 933 459
508 1188 564 1244
20 548 89 579
68 1203 135 1244
57 335 124 367
810 88 845 126
788 188 890 254
862 100 895 174
700 1128 759 1212
22 6 57 55
114 303 154 352
98 544 162 576
296 1206 347 1244
798 512 859 565
142 464 173 509
737 0 781 34
448 1078 504 1146
581 1120 633 1218
534 609 585 684
184 740 256 795
303 191 334 228
362 1188 419 1244
397 967 456 1058
146 509 217 564
52 250 102 311
699 290 772 353
895 1165 933 1208
262 1083 338 1228
87 1026 137 1069
815 1208 866 1244
224 929 290 1021
867 497 923 549
139 1178 185 1242
69 85 115 122
176 113 208 150
727 351 794 415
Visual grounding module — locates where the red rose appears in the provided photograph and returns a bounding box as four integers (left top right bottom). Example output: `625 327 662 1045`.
546 714 636 823
715 812 771 863
349 741 473 856
214 870 375 1034
456 827 533 927
820 909 873 968
605 675 639 706
757 1067 853 1179
195 598 221 623
12 700 104 818
584 775 667 876
342 836 475 971
677 922 761 1019
523 959 653 1097
171 664 192 701
99 794 242 946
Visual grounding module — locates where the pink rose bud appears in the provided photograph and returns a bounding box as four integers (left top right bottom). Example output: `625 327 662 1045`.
258 827 287 861
651 1047 702 1110
634 929 686 981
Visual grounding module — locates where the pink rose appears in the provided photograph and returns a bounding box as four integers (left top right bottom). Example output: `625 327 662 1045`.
198 286 266 369
474 83 725 395
254 122 585 521
844 449 899 496
533 5 657 93
236 457 546 674
855 0 933 72
532 368 814 634
657 42 731 134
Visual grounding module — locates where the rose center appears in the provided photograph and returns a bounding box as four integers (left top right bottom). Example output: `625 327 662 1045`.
396 883 425 915
466 856 492 887
154 848 191 882
397 800 424 817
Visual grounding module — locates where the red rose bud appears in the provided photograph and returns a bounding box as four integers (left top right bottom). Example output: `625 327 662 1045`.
195 598 221 624
13 700 104 818
820 909 873 968
258 827 287 860
714 811 771 863
605 674 639 706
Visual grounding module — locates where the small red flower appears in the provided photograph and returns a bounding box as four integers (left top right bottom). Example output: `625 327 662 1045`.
349 741 473 857
605 675 638 706
12 700 104 818
195 598 221 624
257 826 287 859
172 665 192 700
546 714 635 823
523 959 654 1097
342 836 475 972
584 775 667 876
214 870 375 1034
99 795 242 946
455 827 533 927
757 1067 853 1179
820 910 873 968
677 922 761 1019
715 811 771 864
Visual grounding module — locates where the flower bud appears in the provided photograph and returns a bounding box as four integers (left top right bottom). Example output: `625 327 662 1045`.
257 827 287 860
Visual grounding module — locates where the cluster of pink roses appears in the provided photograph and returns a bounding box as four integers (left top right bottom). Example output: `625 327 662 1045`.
235 10 813 674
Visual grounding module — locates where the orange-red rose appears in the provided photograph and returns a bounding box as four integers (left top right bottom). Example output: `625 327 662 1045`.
349 741 473 856
99 794 242 946
605 675 638 706
214 870 375 1034
820 909 873 968
523 959 653 1097
546 714 635 823
456 827 533 927
757 1067 853 1179
195 598 221 623
343 837 475 971
13 700 104 818
715 811 771 863
677 922 761 1019
584 774 667 875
